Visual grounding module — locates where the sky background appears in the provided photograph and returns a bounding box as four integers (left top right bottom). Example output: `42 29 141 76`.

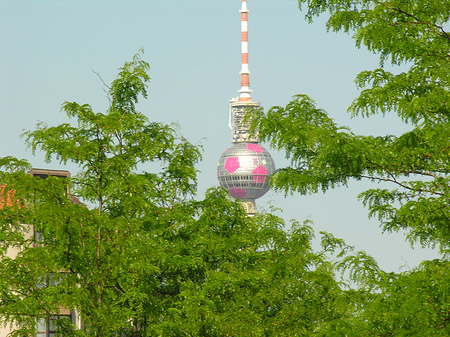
1 0 439 272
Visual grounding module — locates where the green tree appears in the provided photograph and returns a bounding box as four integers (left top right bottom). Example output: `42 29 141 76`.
167 198 351 337
251 0 449 252
129 190 357 337
0 52 202 336
0 52 356 337
248 0 449 335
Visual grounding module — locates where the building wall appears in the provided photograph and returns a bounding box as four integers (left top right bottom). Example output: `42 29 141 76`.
0 225 32 337
0 169 82 337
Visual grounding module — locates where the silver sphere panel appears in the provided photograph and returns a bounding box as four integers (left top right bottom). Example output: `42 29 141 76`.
217 142 275 200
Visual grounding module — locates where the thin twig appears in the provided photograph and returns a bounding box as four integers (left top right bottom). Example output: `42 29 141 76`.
92 69 112 106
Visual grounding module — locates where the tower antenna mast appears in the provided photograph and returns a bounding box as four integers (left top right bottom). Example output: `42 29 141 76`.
239 0 252 102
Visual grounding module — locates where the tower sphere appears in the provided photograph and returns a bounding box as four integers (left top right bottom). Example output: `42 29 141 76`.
217 142 275 201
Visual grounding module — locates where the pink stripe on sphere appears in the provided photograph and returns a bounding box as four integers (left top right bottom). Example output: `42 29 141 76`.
230 188 246 199
224 157 240 173
252 165 268 183
246 143 263 153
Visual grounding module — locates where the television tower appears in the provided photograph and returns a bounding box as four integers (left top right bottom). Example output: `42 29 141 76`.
217 0 275 215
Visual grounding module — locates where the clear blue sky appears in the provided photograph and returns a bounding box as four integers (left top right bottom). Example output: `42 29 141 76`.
0 0 438 272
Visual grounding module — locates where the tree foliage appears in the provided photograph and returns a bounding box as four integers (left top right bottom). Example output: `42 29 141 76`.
0 51 198 336
0 52 354 337
1 1 449 333
247 0 450 335
251 0 449 252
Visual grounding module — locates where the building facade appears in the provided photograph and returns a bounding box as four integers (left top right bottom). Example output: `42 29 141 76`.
0 169 82 337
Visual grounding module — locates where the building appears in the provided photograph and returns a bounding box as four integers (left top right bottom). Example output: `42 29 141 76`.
0 168 82 337
217 0 275 215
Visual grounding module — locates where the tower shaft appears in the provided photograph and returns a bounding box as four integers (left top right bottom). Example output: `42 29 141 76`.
229 0 259 143
217 0 275 216
230 100 259 143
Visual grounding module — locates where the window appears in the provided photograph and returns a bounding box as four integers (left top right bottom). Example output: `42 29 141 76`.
36 314 74 337
36 272 67 289
33 229 43 247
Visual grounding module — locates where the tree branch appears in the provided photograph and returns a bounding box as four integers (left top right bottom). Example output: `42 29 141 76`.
374 0 449 39
359 174 446 196
91 69 112 106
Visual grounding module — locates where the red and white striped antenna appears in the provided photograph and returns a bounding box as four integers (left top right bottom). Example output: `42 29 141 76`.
238 0 252 102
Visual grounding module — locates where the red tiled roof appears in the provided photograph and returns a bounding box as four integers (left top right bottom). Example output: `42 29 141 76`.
0 185 18 209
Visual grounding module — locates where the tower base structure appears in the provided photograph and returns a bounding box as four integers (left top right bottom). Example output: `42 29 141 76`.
241 200 257 216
